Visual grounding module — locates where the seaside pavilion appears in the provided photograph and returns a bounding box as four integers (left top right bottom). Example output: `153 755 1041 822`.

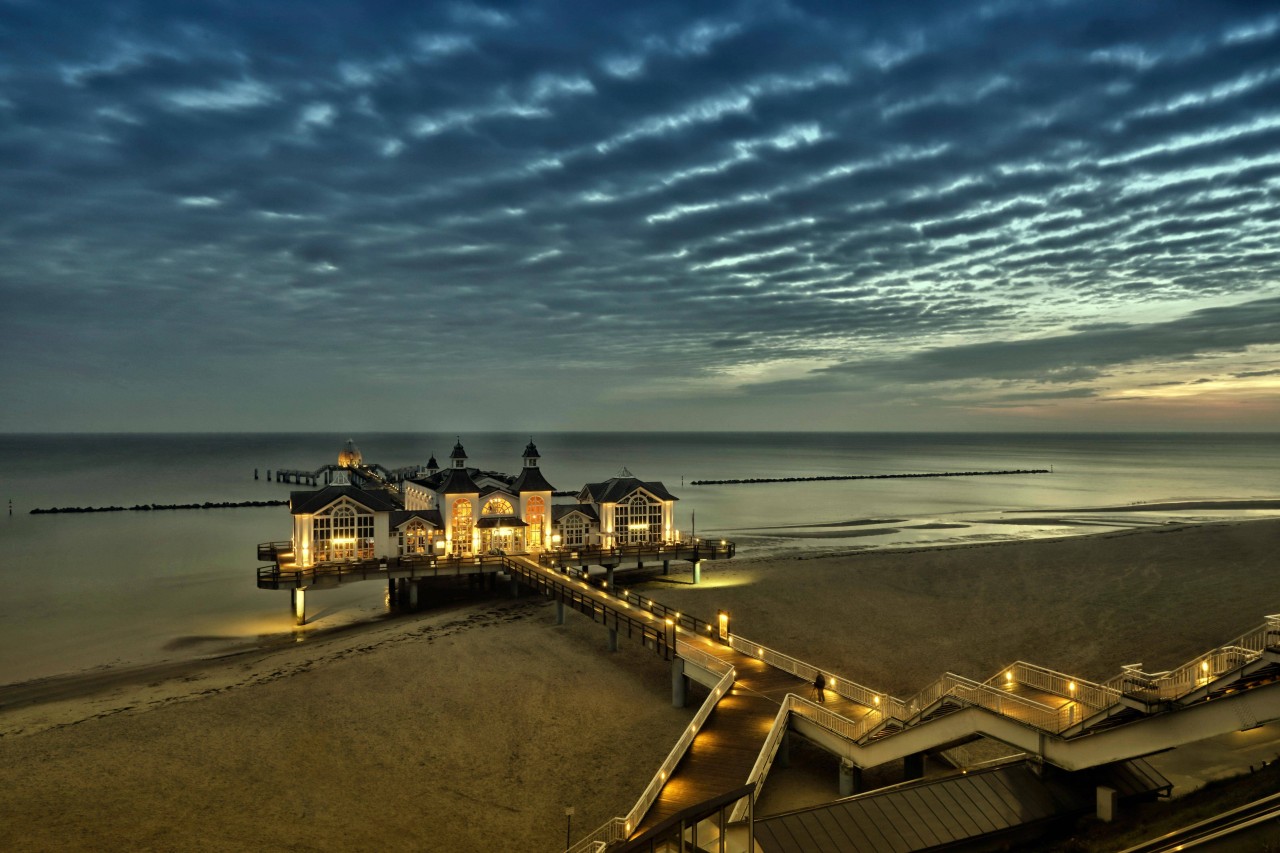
287 439 680 566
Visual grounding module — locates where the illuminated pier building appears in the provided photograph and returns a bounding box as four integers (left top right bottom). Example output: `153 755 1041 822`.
287 439 679 566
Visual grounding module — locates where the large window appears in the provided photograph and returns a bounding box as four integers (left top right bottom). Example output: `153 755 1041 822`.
313 502 375 562
525 495 545 549
452 499 473 555
614 493 662 545
400 520 431 555
483 497 514 515
561 514 587 547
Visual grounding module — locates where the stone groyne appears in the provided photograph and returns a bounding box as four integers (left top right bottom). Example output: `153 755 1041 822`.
690 469 1050 486
30 500 287 515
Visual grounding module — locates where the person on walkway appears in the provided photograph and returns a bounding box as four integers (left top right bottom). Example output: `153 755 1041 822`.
814 673 827 704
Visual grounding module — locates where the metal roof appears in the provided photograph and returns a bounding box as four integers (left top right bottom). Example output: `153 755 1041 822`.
754 759 1169 853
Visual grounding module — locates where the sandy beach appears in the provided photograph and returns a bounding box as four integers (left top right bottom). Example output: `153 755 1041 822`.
2 518 1278 851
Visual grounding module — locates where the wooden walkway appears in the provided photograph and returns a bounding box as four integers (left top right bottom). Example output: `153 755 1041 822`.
502 555 880 838
637 648 877 834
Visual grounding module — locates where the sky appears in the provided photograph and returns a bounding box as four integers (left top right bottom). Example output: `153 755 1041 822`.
2 0 1279 433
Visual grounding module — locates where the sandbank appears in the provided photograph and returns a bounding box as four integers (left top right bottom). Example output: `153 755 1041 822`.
2 518 1279 851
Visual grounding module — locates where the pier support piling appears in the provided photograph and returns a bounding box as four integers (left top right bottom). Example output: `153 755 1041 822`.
608 627 619 652
671 658 689 708
510 575 520 598
663 560 669 576
839 759 861 797
407 580 420 610
605 566 616 593
292 587 306 626
692 560 702 585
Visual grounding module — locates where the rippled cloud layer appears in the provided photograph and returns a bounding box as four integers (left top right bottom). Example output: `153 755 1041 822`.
3 1 1278 430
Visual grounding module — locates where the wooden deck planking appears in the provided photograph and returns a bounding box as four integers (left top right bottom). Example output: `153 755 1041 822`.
636 688 777 832
504 557 887 840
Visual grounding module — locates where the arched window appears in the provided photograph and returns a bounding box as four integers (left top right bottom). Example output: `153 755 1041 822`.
525 495 545 549
452 499 473 555
482 497 514 515
401 520 430 555
562 514 587 547
313 503 374 561
615 492 661 545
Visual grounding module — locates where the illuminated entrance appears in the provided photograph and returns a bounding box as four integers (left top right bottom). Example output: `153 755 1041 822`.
478 517 527 553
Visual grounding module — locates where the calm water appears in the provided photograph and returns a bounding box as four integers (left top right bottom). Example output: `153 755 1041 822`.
2 432 1278 685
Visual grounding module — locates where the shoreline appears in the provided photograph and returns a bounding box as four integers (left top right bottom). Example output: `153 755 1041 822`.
5 511 1278 703
3 515 1279 851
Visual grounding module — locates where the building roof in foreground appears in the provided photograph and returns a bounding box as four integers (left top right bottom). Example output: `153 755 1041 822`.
290 484 402 515
511 465 555 493
389 509 444 528
552 504 599 523
753 758 1170 853
578 476 678 505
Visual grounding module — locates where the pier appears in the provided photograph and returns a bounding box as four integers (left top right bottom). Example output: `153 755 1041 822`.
253 539 1280 852
535 565 1280 852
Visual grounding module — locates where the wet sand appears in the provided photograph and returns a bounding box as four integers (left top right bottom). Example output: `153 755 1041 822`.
2 518 1278 851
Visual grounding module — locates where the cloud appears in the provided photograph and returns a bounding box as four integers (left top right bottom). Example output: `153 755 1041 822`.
2 0 1279 430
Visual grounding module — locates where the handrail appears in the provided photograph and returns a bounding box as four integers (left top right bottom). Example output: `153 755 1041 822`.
728 699 791 823
727 634 907 720
674 639 734 676
1103 615 1280 702
615 589 716 637
539 538 736 569
988 661 1121 712
567 663 737 853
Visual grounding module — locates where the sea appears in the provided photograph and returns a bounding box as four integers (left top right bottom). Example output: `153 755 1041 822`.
2 432 1278 687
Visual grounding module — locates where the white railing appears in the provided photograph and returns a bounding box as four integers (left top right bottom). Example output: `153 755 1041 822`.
675 639 735 677
727 634 908 719
727 692 877 823
568 662 737 852
1103 615 1280 703
904 673 1061 732
727 699 791 823
988 661 1120 713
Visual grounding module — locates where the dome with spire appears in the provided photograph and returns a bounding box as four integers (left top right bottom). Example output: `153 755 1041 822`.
337 438 363 469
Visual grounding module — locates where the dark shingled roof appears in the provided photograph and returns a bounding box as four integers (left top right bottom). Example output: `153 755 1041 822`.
523 440 540 458
552 504 599 523
512 465 555 493
578 476 677 505
449 440 467 459
438 466 481 494
390 509 443 528
290 485 402 515
426 455 438 469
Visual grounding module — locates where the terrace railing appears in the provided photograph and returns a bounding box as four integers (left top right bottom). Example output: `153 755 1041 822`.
538 538 735 570
727 634 908 720
987 661 1120 713
1103 614 1280 703
566 658 736 853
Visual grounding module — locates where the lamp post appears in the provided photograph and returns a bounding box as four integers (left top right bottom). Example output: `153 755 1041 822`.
564 806 574 848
